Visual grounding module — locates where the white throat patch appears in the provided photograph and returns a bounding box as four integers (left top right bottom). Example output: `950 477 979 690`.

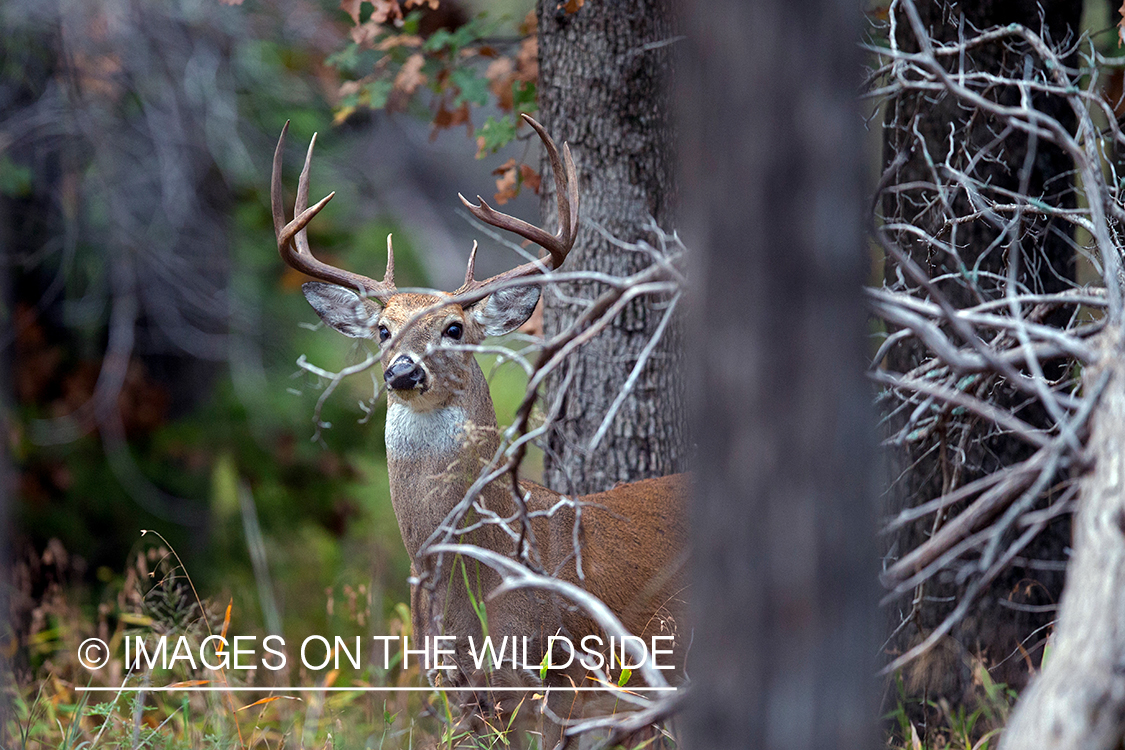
385 402 467 457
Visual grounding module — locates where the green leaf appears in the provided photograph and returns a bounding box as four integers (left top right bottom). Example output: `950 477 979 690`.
401 10 422 35
474 115 517 156
512 80 537 112
451 69 489 106
422 28 453 53
363 80 395 110
617 667 632 687
539 650 549 681
325 43 361 74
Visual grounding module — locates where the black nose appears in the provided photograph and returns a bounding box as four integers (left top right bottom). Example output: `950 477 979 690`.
384 356 426 391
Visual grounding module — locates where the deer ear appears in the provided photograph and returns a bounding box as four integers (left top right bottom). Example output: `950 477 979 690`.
469 285 541 337
302 281 381 339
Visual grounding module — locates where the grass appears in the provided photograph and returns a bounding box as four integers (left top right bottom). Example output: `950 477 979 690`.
885 660 1020 750
1 542 661 750
1 536 552 750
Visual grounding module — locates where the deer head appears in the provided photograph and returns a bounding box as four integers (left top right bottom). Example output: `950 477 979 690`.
271 115 578 412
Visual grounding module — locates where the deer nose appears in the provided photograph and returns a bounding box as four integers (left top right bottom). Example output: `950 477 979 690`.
384 356 426 391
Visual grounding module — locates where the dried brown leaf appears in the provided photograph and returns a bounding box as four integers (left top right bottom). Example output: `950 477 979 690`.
491 158 517 177
519 163 541 194
371 0 403 25
485 57 516 110
493 163 518 205
350 20 380 46
341 0 363 24
395 53 427 96
516 35 538 82
518 9 536 36
376 34 423 51
432 102 471 137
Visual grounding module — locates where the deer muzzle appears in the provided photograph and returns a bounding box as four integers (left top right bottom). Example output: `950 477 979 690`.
384 356 426 392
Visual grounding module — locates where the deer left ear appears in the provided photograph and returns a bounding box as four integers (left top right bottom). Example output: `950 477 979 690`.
469 285 541 337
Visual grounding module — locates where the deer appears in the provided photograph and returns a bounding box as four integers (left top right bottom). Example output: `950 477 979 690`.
271 115 688 748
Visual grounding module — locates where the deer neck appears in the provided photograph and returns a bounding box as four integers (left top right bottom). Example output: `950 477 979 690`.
384 358 502 559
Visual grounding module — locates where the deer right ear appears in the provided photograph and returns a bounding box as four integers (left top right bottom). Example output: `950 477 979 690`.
302 281 382 339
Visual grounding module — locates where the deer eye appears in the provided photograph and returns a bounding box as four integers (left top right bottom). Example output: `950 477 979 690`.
443 323 463 341
378 325 391 342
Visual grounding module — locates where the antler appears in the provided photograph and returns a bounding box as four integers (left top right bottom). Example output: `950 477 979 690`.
454 114 580 303
272 121 397 303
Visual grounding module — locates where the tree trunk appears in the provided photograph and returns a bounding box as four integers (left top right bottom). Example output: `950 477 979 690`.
880 0 1081 695
678 0 876 746
536 0 684 495
1000 334 1125 748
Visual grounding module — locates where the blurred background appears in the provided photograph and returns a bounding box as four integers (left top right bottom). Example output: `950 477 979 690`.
1 0 543 712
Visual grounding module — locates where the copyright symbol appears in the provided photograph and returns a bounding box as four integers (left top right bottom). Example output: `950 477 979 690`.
78 638 110 670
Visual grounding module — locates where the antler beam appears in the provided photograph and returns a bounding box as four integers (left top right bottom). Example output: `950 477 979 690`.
271 121 396 303
455 114 580 303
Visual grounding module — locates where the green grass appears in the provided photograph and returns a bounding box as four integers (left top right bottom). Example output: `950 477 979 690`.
885 661 1019 750
1 538 547 750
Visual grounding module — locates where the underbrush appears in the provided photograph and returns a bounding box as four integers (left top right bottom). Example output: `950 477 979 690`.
1 536 548 750
884 661 1021 750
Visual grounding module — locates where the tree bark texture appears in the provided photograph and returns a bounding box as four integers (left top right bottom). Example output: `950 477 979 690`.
678 0 876 747
1000 333 1125 749
881 0 1081 694
536 0 684 495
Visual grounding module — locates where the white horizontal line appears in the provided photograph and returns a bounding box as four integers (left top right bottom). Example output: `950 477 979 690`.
76 686 678 693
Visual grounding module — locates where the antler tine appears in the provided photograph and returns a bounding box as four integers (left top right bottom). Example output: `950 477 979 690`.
454 115 580 302
271 122 396 303
463 241 479 288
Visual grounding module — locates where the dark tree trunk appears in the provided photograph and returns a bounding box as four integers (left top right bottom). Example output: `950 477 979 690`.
678 0 876 746
536 0 684 495
880 0 1082 695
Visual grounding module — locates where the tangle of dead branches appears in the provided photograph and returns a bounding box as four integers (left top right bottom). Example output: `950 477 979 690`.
867 0 1125 674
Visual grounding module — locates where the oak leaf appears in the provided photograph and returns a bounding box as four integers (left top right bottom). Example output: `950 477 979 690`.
516 34 538 82
493 160 519 205
341 0 362 24
485 57 516 110
350 20 380 45
395 53 427 96
519 163 541 194
371 0 403 24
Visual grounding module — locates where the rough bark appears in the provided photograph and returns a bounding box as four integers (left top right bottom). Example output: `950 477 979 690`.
678 0 876 747
536 0 684 495
1000 333 1125 748
881 0 1082 694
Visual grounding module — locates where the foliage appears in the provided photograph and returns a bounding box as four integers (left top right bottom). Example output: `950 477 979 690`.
2 532 549 748
327 0 544 203
885 663 1017 750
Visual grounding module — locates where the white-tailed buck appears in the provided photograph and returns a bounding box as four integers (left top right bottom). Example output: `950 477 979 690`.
272 115 688 747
